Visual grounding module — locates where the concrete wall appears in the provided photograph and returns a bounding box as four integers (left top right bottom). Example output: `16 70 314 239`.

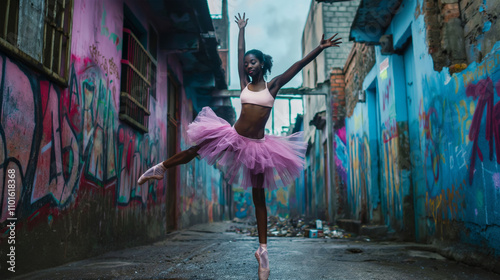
345 0 500 253
303 1 327 89
302 1 327 149
0 0 228 275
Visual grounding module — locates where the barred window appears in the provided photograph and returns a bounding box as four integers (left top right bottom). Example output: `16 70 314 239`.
119 9 157 133
0 0 73 86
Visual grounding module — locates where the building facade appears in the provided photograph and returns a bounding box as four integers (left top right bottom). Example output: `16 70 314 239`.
300 0 360 221
0 0 232 275
339 0 500 261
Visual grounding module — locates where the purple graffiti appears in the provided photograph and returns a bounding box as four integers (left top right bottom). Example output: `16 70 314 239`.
466 77 500 185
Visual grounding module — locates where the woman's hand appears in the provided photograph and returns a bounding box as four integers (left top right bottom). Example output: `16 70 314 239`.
319 33 342 49
234 13 248 29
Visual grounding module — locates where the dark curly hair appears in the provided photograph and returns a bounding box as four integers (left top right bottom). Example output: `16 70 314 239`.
244 49 273 78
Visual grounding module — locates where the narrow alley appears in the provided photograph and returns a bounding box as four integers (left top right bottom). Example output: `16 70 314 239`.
1 0 500 279
13 220 500 280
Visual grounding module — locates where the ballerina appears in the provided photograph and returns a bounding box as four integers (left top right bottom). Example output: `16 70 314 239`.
138 12 341 280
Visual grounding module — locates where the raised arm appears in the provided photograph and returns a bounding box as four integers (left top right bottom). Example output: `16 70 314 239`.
235 13 249 90
269 34 342 95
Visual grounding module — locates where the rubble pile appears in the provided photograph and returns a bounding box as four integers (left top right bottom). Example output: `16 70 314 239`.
226 216 353 239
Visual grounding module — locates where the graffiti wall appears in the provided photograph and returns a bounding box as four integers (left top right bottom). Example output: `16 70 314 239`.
334 128 348 218
404 1 500 251
345 87 382 224
0 0 170 273
413 34 500 252
178 91 230 228
345 0 500 254
227 167 293 220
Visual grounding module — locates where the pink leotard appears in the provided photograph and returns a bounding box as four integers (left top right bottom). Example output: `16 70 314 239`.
240 82 275 108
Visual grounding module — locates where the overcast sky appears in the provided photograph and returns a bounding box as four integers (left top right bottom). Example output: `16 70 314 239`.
208 0 312 89
208 0 312 134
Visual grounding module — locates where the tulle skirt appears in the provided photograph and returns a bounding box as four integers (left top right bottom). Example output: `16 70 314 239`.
186 106 307 191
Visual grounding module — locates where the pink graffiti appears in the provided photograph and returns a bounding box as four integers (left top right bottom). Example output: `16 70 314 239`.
32 81 80 205
382 118 398 143
382 79 392 111
492 173 500 189
421 106 440 183
0 53 164 224
117 127 161 206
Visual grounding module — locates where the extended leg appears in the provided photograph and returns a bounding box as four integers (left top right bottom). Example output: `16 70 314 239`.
137 145 201 185
252 174 270 280
161 145 201 169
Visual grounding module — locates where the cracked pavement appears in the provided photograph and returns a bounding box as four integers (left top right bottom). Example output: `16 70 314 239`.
13 221 500 280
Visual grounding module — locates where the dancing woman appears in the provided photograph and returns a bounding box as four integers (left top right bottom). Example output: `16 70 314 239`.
138 13 341 280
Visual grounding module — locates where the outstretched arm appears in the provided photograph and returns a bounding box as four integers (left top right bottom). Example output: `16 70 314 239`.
269 34 342 95
235 13 249 90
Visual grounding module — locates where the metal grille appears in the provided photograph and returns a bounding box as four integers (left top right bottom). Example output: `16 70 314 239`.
119 28 156 133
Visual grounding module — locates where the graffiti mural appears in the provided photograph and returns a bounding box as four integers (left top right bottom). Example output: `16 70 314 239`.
346 93 386 224
334 128 348 217
413 30 500 247
335 131 348 184
233 187 254 219
0 53 165 227
348 133 371 221
178 88 227 228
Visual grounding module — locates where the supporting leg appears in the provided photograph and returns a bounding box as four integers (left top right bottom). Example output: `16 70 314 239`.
252 181 267 244
252 174 270 280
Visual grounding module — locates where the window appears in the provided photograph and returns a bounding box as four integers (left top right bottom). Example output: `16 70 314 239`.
119 7 156 133
0 0 73 86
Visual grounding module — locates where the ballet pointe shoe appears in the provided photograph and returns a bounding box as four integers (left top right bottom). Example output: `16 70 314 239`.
255 247 270 280
137 163 167 185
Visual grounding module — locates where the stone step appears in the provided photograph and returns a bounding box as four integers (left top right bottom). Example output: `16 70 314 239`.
360 225 388 238
336 219 361 234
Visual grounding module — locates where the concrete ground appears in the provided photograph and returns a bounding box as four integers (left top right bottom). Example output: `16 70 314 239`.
12 221 500 280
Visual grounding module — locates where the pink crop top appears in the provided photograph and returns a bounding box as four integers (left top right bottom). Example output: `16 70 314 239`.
240 82 275 108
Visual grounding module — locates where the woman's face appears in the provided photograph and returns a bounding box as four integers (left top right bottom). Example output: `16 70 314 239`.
244 54 262 77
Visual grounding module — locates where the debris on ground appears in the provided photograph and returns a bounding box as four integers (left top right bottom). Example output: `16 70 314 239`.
226 215 355 239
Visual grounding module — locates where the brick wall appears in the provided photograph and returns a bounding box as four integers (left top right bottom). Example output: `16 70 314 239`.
422 0 500 72
302 0 361 142
343 43 375 117
331 68 346 122
460 0 500 63
422 0 467 72
322 0 361 74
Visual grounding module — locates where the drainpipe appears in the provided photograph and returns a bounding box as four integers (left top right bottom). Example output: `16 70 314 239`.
314 81 335 223
324 83 335 223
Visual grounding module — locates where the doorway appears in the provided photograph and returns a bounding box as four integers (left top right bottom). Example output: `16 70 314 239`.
166 71 179 232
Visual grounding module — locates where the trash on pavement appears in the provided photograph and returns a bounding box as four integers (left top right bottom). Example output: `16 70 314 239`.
227 215 355 239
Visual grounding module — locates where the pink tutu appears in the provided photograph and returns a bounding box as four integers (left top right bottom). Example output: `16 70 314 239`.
186 106 307 191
